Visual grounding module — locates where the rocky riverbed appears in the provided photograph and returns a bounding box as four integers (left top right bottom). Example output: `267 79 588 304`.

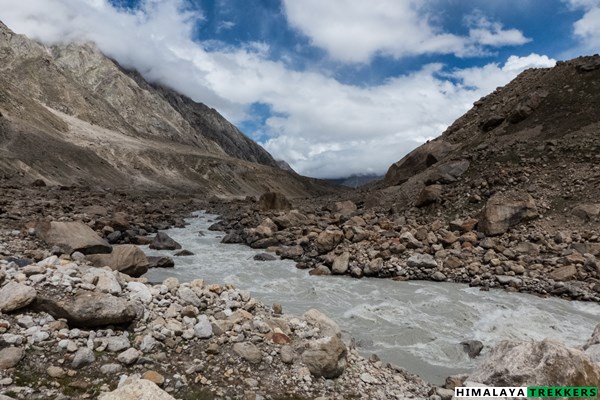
204 192 600 302
1 183 599 399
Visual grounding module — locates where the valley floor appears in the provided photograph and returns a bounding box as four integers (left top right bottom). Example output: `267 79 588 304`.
0 182 598 399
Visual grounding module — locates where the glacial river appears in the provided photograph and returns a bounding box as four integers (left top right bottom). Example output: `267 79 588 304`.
143 211 600 384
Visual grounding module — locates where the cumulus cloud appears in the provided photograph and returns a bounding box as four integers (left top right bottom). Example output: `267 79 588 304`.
566 0 600 52
282 0 530 63
0 0 553 178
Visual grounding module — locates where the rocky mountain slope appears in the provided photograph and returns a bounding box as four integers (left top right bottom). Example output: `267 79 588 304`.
0 21 335 197
378 55 600 230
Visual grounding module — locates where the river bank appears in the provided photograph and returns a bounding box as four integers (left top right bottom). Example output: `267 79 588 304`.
203 194 600 302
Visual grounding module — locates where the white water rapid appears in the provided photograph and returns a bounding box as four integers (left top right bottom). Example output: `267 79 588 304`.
142 211 600 384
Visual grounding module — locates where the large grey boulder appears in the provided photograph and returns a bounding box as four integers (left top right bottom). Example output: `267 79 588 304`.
301 336 347 379
99 378 175 400
86 244 149 277
36 221 111 255
33 289 137 327
149 232 182 251
468 339 600 387
0 282 36 312
478 191 538 236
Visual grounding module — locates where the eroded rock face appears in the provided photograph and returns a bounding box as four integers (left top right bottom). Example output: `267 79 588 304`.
301 336 347 379
468 339 600 387
33 289 137 327
36 221 111 255
478 191 538 236
86 244 149 277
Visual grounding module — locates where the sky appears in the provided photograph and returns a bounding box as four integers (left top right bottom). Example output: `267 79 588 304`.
0 1 598 178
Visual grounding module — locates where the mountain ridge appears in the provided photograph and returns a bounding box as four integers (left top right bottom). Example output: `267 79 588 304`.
0 21 337 197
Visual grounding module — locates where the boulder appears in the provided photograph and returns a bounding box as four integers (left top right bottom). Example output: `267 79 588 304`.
258 192 291 211
415 185 442 207
449 218 479 233
331 252 350 274
468 339 600 387
71 347 96 368
194 315 213 339
0 282 36 312
481 115 505 131
98 378 175 400
478 191 538 236
147 256 175 269
316 229 344 254
36 221 110 255
550 265 577 281
109 212 130 231
254 253 277 261
407 254 438 269
572 204 600 221
33 289 137 327
333 200 357 216
86 245 149 277
425 159 470 184
309 265 331 276
303 309 341 338
507 90 548 124
149 232 182 251
273 210 308 229
461 340 484 358
117 348 141 365
301 336 347 379
586 345 600 363
233 342 262 364
384 140 456 186
0 346 24 369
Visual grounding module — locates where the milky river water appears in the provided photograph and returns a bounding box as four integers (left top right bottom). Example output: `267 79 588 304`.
143 211 600 384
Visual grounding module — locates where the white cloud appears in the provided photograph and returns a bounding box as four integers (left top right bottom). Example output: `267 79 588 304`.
0 0 554 178
465 14 531 47
565 0 600 53
574 7 600 49
282 0 530 63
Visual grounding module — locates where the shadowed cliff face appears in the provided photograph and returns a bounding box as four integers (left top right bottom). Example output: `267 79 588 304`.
0 21 335 197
